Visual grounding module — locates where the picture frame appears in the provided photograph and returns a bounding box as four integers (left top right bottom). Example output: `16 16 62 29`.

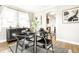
63 7 79 23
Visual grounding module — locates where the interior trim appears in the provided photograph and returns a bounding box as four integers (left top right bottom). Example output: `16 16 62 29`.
56 38 79 45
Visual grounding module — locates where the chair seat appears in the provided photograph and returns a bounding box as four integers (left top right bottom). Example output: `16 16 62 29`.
37 38 51 44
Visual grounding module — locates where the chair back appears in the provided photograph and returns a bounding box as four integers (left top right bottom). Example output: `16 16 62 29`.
39 28 48 39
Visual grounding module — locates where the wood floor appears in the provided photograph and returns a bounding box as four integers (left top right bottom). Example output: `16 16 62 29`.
0 41 16 52
0 40 79 53
55 41 79 53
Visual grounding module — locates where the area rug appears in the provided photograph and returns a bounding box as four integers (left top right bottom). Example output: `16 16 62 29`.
1 43 69 53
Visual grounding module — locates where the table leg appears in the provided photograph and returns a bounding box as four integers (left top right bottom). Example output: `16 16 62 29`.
33 34 37 53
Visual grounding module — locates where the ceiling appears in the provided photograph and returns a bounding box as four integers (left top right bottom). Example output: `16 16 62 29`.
5 5 79 14
5 5 55 13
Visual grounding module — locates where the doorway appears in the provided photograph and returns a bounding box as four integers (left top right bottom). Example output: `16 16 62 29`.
46 12 56 34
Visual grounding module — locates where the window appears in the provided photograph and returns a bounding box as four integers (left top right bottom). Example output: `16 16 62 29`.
1 7 17 28
18 12 30 28
0 6 30 30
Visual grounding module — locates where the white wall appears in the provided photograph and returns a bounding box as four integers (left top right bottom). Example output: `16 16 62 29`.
56 5 79 45
0 28 6 42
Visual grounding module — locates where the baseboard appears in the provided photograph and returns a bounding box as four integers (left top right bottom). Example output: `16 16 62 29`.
56 38 79 45
0 40 6 43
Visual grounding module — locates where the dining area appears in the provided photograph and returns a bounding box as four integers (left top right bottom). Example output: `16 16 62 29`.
0 5 72 53
0 1 78 59
9 28 55 53
0 5 57 53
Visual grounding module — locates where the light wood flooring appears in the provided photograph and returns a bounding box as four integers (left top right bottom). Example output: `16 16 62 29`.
0 40 79 53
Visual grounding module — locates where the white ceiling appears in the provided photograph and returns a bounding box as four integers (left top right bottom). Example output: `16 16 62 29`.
5 5 79 14
5 5 55 13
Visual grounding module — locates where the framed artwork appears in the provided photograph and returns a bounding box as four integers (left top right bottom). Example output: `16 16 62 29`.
63 7 79 23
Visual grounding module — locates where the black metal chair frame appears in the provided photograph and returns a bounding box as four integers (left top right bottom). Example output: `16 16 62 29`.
9 32 35 53
36 30 54 53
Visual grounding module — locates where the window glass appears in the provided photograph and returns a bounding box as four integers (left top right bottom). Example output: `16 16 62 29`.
1 7 17 28
18 12 30 28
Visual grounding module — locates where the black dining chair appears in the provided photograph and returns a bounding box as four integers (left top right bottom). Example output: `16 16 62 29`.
37 28 54 53
9 33 28 53
9 28 35 53
21 28 35 47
